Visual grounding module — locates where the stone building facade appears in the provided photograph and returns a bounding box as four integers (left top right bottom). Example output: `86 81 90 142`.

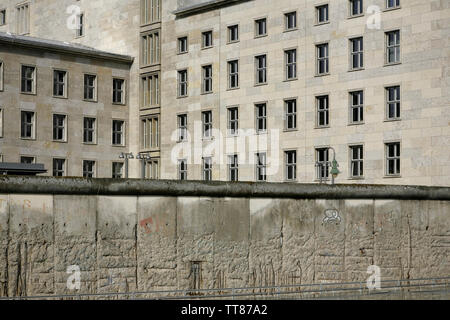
160 0 450 186
0 32 133 177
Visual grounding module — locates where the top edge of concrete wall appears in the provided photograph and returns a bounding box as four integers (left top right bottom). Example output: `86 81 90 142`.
0 176 449 200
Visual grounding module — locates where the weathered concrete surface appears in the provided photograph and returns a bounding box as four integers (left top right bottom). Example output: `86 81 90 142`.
0 178 448 298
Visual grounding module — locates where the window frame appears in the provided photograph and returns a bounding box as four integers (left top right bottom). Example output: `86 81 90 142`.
178 36 188 54
255 152 267 182
177 69 188 98
141 72 160 108
385 30 401 65
385 85 401 121
141 116 159 150
140 0 161 26
141 30 160 67
255 54 267 85
177 114 188 142
178 159 187 180
228 154 239 182
113 78 126 105
254 17 267 38
316 43 329 76
202 157 212 181
20 110 35 140
16 3 30 35
20 64 36 95
0 60 4 92
112 161 124 179
0 108 3 138
349 90 364 124
75 12 84 38
284 99 297 131
201 64 213 94
284 150 297 181
227 24 239 43
284 11 297 31
284 48 297 81
53 69 68 98
52 113 67 142
349 37 364 71
255 102 267 134
349 144 364 179
82 160 96 178
83 73 97 102
315 4 329 25
83 116 97 145
202 110 213 139
385 141 401 177
227 59 239 90
349 0 364 18
227 106 239 136
315 147 330 181
385 0 400 10
201 30 213 49
0 9 6 26
52 158 66 177
316 95 330 128
112 119 126 147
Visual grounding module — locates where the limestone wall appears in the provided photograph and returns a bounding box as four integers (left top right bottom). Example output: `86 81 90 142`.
0 177 448 298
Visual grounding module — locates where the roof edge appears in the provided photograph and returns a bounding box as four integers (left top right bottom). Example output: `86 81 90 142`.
173 0 253 17
0 32 134 65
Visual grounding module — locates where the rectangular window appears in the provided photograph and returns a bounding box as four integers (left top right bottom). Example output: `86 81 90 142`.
255 103 267 133
21 156 35 164
83 160 96 178
316 43 329 75
202 30 213 48
285 12 297 30
178 37 188 53
350 37 364 70
203 157 212 181
177 70 188 97
228 25 239 43
0 10 6 26
350 90 364 123
146 159 159 179
386 30 400 64
316 4 329 24
202 65 212 93
255 55 267 85
228 60 239 89
386 142 400 176
228 155 238 182
84 74 97 101
178 159 187 180
21 65 35 94
53 114 66 142
228 107 238 135
285 150 297 181
21 111 35 139
178 114 187 142
141 0 161 24
112 120 125 146
316 148 329 180
53 158 66 177
0 108 3 138
202 111 212 139
350 145 364 178
386 86 400 119
141 31 160 66
285 99 297 130
141 116 159 149
76 13 84 37
83 117 96 144
113 79 125 104
386 0 400 9
53 70 67 97
350 0 363 16
285 49 297 80
112 162 124 179
0 61 3 91
316 95 329 127
16 3 29 35
141 73 160 107
256 153 267 182
255 18 267 37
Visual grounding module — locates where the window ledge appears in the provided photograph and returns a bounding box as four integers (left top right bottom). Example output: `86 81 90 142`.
384 175 402 178
20 92 36 96
177 95 188 99
200 91 213 95
83 142 97 146
20 137 36 141
314 21 330 26
348 68 365 72
347 14 364 20
384 62 402 67
254 82 268 87
254 34 268 39
283 78 298 82
227 40 239 45
201 46 214 50
315 73 330 77
283 28 298 33
83 99 98 103
283 129 298 133
384 118 401 122
226 87 240 91
112 102 126 106
315 126 330 129
52 95 68 100
112 144 126 148
348 122 364 126
177 51 188 55
383 6 401 12
52 140 68 144
348 176 365 180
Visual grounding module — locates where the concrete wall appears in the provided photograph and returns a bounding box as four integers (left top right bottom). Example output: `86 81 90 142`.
0 177 448 297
